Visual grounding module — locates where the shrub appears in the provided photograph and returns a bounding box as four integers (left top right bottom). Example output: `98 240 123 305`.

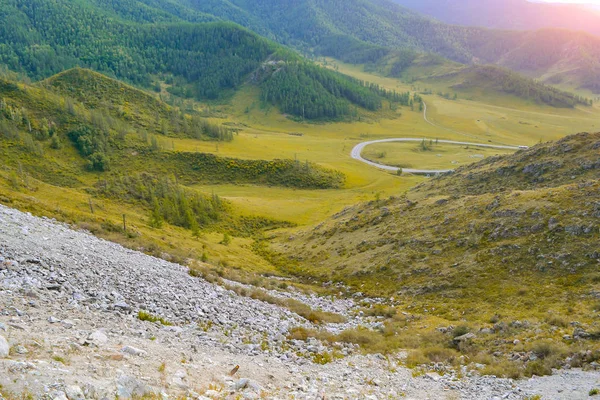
452 325 470 338
137 310 173 326
481 360 522 379
531 341 560 360
423 347 457 364
524 360 553 377
312 352 333 364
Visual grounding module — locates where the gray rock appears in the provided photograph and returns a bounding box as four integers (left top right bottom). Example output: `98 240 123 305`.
0 335 9 358
233 378 263 393
86 330 108 347
453 333 476 343
64 385 85 400
8 323 25 330
233 378 250 391
62 319 75 329
116 375 153 398
48 316 61 324
170 369 189 390
121 345 147 356
48 391 69 400
14 345 28 354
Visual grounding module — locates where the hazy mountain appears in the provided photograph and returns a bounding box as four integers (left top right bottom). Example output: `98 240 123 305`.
392 0 600 37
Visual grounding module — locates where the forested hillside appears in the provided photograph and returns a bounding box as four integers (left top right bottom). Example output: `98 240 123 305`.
445 66 592 108
0 0 400 120
174 0 600 93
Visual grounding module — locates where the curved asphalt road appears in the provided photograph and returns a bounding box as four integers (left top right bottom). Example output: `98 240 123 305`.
351 138 523 175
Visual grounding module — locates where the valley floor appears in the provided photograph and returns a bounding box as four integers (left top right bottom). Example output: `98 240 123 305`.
1 205 599 399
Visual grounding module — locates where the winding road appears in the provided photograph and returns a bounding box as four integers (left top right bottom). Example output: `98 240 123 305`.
350 138 522 174
351 101 526 175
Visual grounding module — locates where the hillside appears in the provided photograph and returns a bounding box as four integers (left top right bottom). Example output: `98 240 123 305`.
432 65 592 108
273 132 600 376
0 69 349 277
176 0 600 93
3 204 595 399
41 68 177 136
0 0 402 121
393 0 600 37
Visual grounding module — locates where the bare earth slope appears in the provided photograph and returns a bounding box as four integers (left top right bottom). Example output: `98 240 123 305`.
1 206 599 398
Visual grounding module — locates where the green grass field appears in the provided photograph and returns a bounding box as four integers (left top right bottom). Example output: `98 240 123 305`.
164 61 599 227
362 141 515 170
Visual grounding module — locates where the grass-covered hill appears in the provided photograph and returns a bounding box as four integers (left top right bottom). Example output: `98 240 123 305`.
40 68 176 136
0 69 346 248
0 70 344 187
434 65 592 108
272 132 600 375
415 132 600 197
278 132 599 301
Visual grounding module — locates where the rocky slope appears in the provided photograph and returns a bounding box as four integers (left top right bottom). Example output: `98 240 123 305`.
1 204 600 399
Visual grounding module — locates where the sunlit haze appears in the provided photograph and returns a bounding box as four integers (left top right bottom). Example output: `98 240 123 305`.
536 0 600 4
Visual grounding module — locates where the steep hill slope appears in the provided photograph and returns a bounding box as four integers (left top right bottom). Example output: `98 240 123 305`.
41 68 175 136
393 0 600 37
273 132 600 375
3 204 596 399
278 132 599 303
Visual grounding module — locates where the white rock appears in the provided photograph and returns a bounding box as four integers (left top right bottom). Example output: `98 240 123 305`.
65 385 85 400
204 390 221 399
48 391 68 400
0 335 9 358
121 345 147 356
62 319 75 329
116 375 152 398
87 330 108 347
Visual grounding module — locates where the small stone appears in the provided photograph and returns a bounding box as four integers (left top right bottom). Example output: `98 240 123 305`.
48 316 61 324
8 323 25 331
49 391 68 400
116 375 152 398
205 390 221 398
62 319 75 329
233 378 250 391
14 345 28 354
171 369 189 390
86 330 108 347
114 301 131 311
453 332 476 343
121 345 147 356
65 385 85 400
0 335 9 358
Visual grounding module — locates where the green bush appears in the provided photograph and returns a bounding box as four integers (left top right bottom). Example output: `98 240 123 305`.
137 310 173 326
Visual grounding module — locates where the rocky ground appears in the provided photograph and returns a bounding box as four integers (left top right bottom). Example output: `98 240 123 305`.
1 204 600 399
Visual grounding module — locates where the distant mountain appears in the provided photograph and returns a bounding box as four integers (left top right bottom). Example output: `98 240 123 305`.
0 0 599 95
174 0 600 93
392 0 600 37
0 0 409 121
